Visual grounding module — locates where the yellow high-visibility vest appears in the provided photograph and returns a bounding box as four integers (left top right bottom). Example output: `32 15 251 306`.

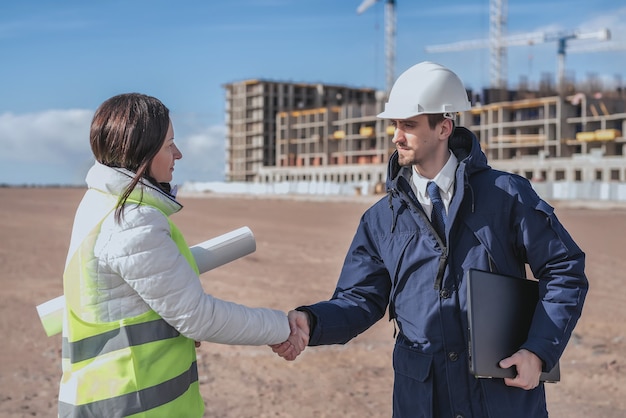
59 195 205 417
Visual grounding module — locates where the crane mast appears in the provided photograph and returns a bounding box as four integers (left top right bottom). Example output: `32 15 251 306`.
490 0 507 89
384 0 396 96
357 0 396 95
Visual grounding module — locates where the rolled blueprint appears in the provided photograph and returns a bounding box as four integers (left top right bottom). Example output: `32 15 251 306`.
36 295 65 337
190 226 256 274
36 226 256 337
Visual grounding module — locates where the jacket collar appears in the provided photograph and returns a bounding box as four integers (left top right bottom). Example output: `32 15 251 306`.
85 161 182 216
386 126 489 192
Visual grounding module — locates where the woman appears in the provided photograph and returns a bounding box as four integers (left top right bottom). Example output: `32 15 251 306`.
58 93 301 417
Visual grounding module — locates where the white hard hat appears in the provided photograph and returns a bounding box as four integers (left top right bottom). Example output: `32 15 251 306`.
378 61 471 120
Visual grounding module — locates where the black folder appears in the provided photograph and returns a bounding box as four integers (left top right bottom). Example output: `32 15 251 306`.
466 269 560 382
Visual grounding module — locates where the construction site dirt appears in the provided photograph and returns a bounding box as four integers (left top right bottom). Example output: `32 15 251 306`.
1 187 624 417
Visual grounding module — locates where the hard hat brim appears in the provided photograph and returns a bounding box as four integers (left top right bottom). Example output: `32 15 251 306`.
377 108 420 120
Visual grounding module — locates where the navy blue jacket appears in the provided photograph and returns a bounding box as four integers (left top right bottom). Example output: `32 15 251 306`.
300 127 588 417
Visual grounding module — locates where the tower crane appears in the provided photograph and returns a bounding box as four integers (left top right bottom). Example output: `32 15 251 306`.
425 28 612 94
357 0 396 95
545 29 611 93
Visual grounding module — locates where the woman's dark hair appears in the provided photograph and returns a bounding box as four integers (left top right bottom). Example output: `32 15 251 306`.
90 93 170 223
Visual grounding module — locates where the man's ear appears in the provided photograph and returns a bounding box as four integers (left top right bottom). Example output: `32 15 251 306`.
439 118 454 139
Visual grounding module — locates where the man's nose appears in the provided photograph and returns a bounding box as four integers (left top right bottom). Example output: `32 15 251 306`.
392 127 404 144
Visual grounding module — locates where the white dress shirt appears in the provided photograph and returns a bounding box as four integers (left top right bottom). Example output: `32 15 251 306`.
410 152 458 221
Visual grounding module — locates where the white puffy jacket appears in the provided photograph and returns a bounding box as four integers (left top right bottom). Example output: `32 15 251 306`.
65 162 290 345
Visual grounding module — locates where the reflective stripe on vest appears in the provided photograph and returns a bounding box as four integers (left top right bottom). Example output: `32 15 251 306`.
61 318 180 363
59 193 204 417
58 361 198 418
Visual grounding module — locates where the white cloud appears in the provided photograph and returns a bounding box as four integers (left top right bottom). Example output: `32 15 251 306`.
0 109 93 163
0 109 226 185
0 109 94 185
579 6 626 34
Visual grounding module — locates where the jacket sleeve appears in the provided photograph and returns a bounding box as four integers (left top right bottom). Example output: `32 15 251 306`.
508 176 588 371
300 211 391 346
104 207 290 345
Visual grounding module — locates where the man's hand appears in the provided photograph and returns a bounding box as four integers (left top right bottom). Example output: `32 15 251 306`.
270 310 310 361
499 349 543 390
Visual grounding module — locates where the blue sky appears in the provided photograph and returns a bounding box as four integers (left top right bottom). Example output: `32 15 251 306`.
1 0 625 185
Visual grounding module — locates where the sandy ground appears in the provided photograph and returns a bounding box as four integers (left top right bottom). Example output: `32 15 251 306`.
1 187 625 417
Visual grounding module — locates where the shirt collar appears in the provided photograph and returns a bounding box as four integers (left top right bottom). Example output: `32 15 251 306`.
411 151 458 200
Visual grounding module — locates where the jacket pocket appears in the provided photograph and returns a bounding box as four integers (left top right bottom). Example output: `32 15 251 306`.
392 343 433 418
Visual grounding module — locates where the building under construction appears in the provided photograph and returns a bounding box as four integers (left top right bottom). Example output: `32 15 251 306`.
223 78 626 198
224 80 381 182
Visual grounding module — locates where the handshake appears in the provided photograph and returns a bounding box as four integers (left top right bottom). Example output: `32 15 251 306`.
271 310 310 361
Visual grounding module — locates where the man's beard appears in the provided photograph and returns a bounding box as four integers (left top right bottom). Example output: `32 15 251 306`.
396 150 415 167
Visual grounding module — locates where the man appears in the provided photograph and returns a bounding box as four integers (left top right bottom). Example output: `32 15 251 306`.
273 61 588 417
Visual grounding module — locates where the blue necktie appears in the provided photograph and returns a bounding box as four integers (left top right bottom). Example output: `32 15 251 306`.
427 181 447 243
